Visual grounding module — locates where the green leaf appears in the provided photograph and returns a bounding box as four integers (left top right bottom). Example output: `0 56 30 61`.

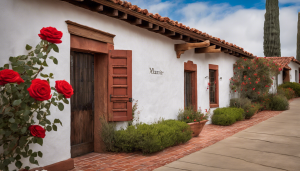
11 123 18 131
12 99 22 106
9 118 15 123
4 64 9 69
49 56 54 59
37 53 43 58
29 156 35 164
40 73 49 78
46 125 52 132
42 61 48 67
0 129 5 135
15 161 22 169
37 138 43 146
11 61 25 66
38 151 43 158
53 124 57 131
26 44 32 50
31 152 37 157
54 119 63 126
51 44 59 53
20 55 28 60
58 102 64 111
9 57 17 63
53 58 58 65
15 154 21 160
62 98 69 104
19 136 28 147
21 127 27 134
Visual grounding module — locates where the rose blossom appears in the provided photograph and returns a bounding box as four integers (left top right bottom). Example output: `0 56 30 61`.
38 27 63 44
27 79 52 101
0 69 24 85
28 125 46 138
55 80 74 98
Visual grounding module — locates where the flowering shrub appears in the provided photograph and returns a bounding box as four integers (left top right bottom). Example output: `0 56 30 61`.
277 87 296 100
0 27 73 171
177 106 209 123
230 57 280 100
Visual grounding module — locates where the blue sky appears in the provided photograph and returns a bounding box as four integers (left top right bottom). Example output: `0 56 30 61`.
127 0 300 57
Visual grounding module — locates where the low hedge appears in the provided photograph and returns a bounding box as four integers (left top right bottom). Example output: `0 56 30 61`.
277 87 296 100
212 107 244 126
278 82 300 97
100 119 192 154
270 95 289 111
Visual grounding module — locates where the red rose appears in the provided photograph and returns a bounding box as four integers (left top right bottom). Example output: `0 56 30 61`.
28 125 46 138
252 88 255 91
0 69 24 85
194 119 196 122
248 67 250 69
55 80 74 98
278 68 282 71
27 79 52 101
38 27 63 44
187 116 189 119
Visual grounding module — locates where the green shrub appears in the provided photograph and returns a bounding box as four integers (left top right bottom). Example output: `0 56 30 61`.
278 87 296 100
244 104 260 119
212 108 244 126
177 106 208 123
230 98 251 109
100 119 192 154
279 82 300 97
270 95 289 111
230 98 257 119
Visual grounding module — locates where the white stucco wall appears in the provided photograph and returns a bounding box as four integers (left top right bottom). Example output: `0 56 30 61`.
0 0 239 169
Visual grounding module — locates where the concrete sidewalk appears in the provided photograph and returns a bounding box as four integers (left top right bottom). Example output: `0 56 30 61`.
155 98 300 171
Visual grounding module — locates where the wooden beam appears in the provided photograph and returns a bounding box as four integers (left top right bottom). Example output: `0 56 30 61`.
140 21 153 29
129 18 142 25
189 38 198 43
155 27 165 34
93 4 103 12
175 40 210 58
221 48 229 53
195 45 221 53
152 25 159 31
183 36 190 42
118 12 127 20
164 29 175 36
170 33 183 40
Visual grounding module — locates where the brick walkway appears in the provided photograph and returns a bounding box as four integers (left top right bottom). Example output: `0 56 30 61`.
70 99 298 171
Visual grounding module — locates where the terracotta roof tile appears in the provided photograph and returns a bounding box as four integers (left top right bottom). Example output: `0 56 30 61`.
265 57 300 70
107 0 254 56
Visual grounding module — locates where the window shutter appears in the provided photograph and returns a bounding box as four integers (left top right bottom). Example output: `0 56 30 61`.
108 50 133 121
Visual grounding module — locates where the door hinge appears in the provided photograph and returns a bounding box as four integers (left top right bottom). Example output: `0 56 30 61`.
110 94 112 102
129 98 133 102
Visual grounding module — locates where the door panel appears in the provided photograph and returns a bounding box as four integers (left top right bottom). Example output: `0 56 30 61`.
70 51 94 158
108 50 132 121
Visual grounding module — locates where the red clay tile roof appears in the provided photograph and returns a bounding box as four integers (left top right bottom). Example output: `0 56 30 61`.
107 0 255 57
265 57 300 70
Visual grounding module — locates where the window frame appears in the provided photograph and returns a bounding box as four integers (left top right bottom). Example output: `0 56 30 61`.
184 61 197 110
209 64 219 108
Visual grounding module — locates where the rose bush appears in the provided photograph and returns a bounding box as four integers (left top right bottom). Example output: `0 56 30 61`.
0 27 72 171
230 57 280 100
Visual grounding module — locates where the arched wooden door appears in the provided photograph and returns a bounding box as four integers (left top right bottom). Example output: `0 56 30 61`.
70 51 94 158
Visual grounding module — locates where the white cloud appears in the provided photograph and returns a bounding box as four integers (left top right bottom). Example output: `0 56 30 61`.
125 0 176 16
178 2 300 57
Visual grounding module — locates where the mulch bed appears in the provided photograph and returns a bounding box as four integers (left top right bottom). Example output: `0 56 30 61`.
70 98 299 171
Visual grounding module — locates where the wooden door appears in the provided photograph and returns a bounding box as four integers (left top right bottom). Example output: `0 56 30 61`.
70 51 94 158
108 50 133 121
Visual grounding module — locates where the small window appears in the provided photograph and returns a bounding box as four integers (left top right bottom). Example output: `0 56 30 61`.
185 71 193 107
209 70 216 103
295 70 298 83
209 64 219 108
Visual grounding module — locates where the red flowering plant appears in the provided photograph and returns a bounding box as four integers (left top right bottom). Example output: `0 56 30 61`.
177 106 209 123
230 57 280 100
0 27 73 171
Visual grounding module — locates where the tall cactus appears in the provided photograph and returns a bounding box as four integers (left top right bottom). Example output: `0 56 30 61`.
297 12 300 61
263 0 281 57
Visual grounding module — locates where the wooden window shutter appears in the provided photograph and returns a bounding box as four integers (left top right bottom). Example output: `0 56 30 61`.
108 50 133 121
